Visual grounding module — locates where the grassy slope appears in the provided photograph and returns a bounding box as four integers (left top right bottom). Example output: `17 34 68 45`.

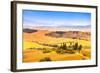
23 30 91 62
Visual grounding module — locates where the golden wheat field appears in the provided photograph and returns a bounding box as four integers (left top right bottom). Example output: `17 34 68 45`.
22 29 91 63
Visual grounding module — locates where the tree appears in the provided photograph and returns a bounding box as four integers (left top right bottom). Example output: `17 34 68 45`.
73 42 78 50
59 43 67 50
63 43 66 49
78 45 82 52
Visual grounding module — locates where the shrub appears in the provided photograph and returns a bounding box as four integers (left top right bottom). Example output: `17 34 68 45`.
42 48 51 53
56 49 65 54
52 44 58 47
40 57 52 62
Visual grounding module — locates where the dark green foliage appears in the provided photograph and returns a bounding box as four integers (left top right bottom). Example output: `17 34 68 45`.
56 49 66 54
60 43 67 50
41 43 58 48
57 42 75 54
78 45 82 52
31 41 82 55
52 44 58 47
29 48 33 50
42 48 51 53
40 57 52 62
23 29 37 33
73 42 78 50
57 42 83 54
73 42 82 52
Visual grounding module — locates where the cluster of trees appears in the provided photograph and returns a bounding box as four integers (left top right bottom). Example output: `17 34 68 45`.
29 41 82 54
55 42 82 54
41 42 82 54
39 42 83 62
59 42 82 51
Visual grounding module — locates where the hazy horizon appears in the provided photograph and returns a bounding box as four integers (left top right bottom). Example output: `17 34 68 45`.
23 10 91 29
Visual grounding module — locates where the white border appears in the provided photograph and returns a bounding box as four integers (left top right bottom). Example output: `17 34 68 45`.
17 3 96 69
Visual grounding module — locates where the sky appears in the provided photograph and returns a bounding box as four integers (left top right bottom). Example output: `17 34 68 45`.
23 10 91 28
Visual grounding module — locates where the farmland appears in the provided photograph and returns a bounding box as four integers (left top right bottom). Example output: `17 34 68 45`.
22 29 91 62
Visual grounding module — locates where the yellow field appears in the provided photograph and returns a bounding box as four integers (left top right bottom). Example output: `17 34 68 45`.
22 30 91 62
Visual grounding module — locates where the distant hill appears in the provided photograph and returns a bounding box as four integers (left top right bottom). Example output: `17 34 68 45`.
23 29 37 33
25 25 91 31
45 31 91 40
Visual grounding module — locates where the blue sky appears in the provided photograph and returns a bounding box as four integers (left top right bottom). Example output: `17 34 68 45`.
23 10 91 28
